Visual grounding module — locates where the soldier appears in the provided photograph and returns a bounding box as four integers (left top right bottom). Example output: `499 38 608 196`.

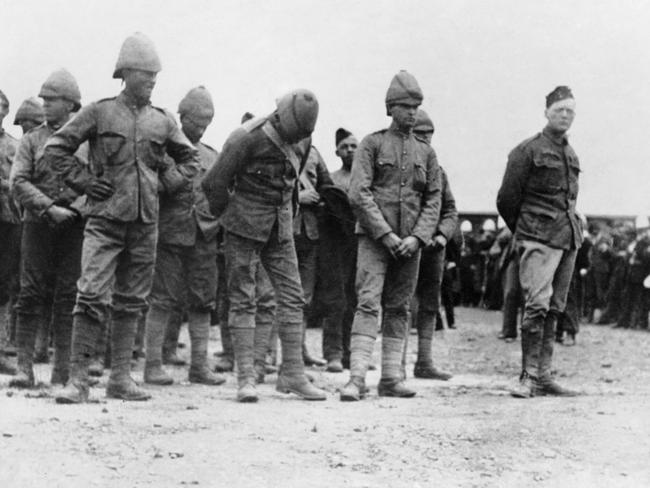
410 109 456 381
497 86 582 398
14 97 45 135
46 33 200 403
319 128 358 372
143 86 225 386
202 89 327 402
294 142 333 367
0 89 19 375
9 70 86 387
340 71 441 401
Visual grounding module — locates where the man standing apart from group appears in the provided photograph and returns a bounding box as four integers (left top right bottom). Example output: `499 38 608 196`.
341 71 441 401
497 86 582 398
202 90 327 402
46 33 200 403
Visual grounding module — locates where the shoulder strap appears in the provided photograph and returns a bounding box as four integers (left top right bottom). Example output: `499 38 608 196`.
262 121 301 177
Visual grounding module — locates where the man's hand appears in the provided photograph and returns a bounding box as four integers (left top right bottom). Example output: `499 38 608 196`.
381 232 403 257
396 236 420 258
86 178 115 201
46 205 76 225
298 189 320 205
432 234 447 250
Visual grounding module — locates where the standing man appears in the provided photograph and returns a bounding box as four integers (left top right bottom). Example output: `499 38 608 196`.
202 89 327 402
410 109 456 381
9 70 86 387
497 86 582 398
319 128 358 372
46 32 200 403
143 86 224 386
0 89 19 375
340 71 441 401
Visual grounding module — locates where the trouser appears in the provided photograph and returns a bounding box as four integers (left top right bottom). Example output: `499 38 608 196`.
15 220 83 370
318 227 357 362
0 222 21 348
557 271 581 338
501 257 522 338
412 246 444 354
440 265 456 327
294 234 319 311
518 240 577 376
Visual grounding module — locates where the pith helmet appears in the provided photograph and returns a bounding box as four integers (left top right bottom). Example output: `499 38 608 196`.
178 86 214 119
385 70 423 115
39 69 81 111
14 97 44 125
113 32 162 79
413 109 434 133
460 220 473 233
275 89 319 142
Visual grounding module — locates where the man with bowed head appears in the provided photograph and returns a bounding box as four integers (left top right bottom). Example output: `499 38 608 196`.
45 33 200 403
202 89 327 403
497 86 582 398
340 71 441 401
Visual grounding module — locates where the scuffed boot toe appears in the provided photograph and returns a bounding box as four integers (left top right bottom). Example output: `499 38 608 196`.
377 380 416 398
237 379 259 403
106 379 151 401
55 381 89 404
413 362 452 380
276 374 327 400
189 366 226 386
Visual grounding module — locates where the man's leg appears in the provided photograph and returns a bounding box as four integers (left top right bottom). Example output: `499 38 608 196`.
106 221 157 401
11 222 53 387
340 236 387 401
501 258 521 340
253 265 277 383
56 217 122 404
261 226 326 400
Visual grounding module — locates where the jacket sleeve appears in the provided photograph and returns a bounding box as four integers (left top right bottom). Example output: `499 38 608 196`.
42 105 98 195
201 127 250 218
158 113 200 194
10 134 54 216
435 167 459 241
348 135 393 240
496 145 531 233
411 148 442 245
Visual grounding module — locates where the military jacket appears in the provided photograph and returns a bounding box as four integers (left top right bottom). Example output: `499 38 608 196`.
158 141 219 245
497 127 582 250
41 91 199 224
293 145 333 240
348 122 441 244
11 122 88 222
202 117 299 243
0 130 19 224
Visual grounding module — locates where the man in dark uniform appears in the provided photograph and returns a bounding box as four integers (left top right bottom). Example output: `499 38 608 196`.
319 128 358 372
143 86 225 386
0 89 19 375
202 89 327 402
340 71 441 401
9 70 87 387
497 86 582 398
47 33 200 403
410 109 456 381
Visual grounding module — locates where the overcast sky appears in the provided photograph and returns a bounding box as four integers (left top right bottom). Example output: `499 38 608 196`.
2 0 649 215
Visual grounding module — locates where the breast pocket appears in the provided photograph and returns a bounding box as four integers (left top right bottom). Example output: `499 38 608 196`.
413 161 427 192
99 131 127 166
531 151 563 192
144 135 167 170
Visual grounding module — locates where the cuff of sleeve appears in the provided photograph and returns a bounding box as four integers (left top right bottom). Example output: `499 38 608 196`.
37 198 55 218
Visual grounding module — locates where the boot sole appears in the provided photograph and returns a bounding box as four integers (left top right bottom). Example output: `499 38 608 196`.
276 386 327 401
144 379 174 386
189 378 226 386
237 394 259 403
340 393 361 402
378 391 416 398
106 392 151 401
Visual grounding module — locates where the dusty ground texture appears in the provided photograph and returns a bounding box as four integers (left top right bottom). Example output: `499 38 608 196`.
1 307 649 488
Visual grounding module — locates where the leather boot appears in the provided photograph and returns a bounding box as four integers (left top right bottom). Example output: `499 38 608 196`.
9 314 40 388
0 352 16 375
253 318 274 384
340 376 367 402
277 324 326 400
535 313 578 397
213 324 234 372
510 326 542 398
106 312 151 401
378 337 416 398
33 317 50 364
413 309 451 380
188 311 225 385
413 361 452 380
302 341 326 367
231 327 258 402
55 314 101 404
50 306 73 386
144 306 173 386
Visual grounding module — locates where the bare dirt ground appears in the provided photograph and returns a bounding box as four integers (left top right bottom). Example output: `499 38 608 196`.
1 307 649 488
